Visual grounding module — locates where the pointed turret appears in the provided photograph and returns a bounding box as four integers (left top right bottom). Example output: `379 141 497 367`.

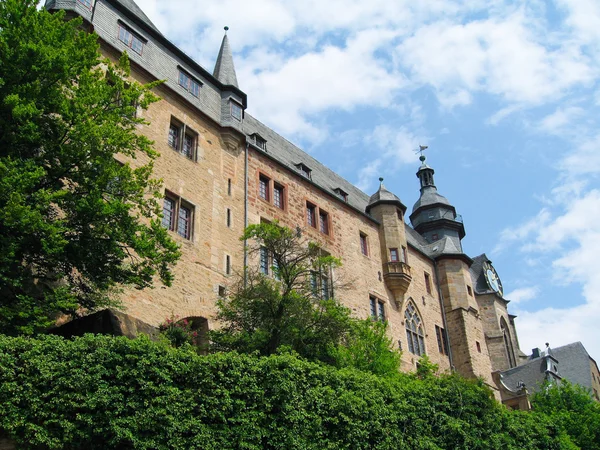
213 27 239 88
409 155 465 247
367 178 411 306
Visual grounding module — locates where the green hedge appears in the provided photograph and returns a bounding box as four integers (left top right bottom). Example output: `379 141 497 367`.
0 335 571 449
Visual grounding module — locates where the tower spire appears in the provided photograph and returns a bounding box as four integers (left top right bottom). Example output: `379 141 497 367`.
213 26 239 88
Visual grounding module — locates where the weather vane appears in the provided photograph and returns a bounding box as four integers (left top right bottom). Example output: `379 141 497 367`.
415 145 429 162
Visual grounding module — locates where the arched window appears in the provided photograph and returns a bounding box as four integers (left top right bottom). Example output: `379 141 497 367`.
501 317 516 368
405 301 426 356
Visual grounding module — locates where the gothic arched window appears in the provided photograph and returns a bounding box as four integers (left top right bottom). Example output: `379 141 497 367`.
501 317 516 368
405 301 426 356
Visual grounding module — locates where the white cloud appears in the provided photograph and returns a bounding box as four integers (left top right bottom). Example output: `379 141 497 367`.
538 106 585 134
506 190 600 358
397 11 595 111
504 286 539 304
493 208 551 254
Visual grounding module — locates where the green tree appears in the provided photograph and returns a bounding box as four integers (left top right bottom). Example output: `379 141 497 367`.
532 380 600 449
329 318 402 377
210 221 352 362
0 0 180 335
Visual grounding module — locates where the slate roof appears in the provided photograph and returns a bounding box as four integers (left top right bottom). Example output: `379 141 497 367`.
115 0 161 34
412 186 451 213
470 254 495 295
48 0 441 261
213 34 239 88
366 180 406 213
501 342 594 393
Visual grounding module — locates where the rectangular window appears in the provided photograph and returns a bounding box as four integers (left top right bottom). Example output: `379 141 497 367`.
370 296 385 322
226 208 231 228
183 133 194 159
425 272 432 295
436 325 449 355
273 183 284 209
254 135 267 150
310 271 319 297
467 285 473 296
177 204 192 239
360 233 368 256
168 123 180 149
259 175 270 201
259 247 269 275
162 197 175 230
228 178 232 196
402 246 408 263
476 341 482 353
225 255 231 275
321 271 330 299
118 23 144 55
296 163 311 179
334 188 348 202
231 101 242 120
162 193 194 240
178 70 201 97
319 210 329 235
390 248 399 262
307 202 316 228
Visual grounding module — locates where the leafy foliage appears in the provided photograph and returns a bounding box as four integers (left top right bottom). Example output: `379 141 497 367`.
210 221 353 363
158 315 199 348
0 334 573 449
329 319 402 377
0 0 180 334
532 380 600 449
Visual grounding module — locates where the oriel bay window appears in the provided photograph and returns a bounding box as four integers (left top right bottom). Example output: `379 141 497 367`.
162 192 194 240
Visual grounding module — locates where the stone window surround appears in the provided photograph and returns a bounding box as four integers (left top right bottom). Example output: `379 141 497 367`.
304 198 333 238
370 295 386 322
256 170 287 212
168 116 199 161
162 190 195 240
359 232 369 257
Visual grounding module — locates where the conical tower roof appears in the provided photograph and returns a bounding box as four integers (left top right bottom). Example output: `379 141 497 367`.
213 28 239 88
366 178 406 213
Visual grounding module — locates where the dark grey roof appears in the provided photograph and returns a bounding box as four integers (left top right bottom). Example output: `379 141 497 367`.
114 0 161 34
500 356 557 392
213 33 238 88
470 254 494 294
366 180 406 212
242 114 434 257
501 342 594 393
412 186 451 213
550 342 593 388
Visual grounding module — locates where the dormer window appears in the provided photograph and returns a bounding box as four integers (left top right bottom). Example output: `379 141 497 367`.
118 23 145 55
334 188 348 202
252 134 267 150
178 68 201 97
296 163 311 179
230 101 242 121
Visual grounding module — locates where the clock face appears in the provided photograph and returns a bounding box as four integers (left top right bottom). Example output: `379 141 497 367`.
483 261 503 297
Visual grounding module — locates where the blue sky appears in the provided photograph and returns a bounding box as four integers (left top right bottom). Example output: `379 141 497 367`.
136 0 600 359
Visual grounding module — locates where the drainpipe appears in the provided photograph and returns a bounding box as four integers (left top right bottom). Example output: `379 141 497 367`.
243 141 249 287
434 260 454 371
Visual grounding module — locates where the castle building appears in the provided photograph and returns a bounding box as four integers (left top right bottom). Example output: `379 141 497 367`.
46 0 528 400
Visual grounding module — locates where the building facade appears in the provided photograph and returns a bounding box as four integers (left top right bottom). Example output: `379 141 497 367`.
46 0 529 397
